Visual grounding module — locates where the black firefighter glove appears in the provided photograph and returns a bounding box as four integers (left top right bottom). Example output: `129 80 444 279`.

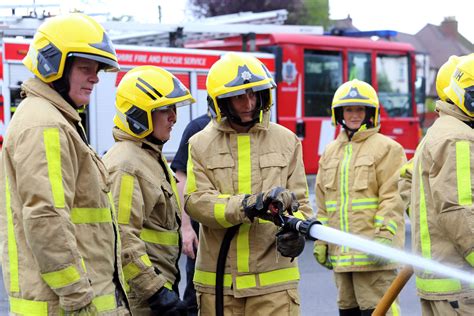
241 186 299 226
276 228 306 261
148 286 188 316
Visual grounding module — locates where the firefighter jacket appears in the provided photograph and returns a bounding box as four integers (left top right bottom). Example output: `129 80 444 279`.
0 78 127 314
411 100 474 300
315 125 406 272
185 112 313 297
399 158 414 214
103 128 182 304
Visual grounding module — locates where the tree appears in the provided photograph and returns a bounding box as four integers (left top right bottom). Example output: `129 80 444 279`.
188 0 329 26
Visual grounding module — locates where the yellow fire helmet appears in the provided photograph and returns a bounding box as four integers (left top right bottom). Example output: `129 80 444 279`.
436 55 461 101
23 13 119 83
444 54 474 117
331 79 380 127
206 52 276 123
114 66 196 138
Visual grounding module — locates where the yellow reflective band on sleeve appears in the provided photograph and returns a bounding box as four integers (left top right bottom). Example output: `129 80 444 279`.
139 254 152 267
118 174 134 225
41 265 81 289
418 163 432 259
43 128 65 208
236 275 256 289
193 269 232 287
352 198 378 210
122 262 141 282
81 258 87 273
416 276 462 293
456 141 472 206
5 176 19 292
237 224 250 273
214 203 233 228
293 211 305 220
317 217 328 225
259 267 300 286
186 143 197 194
466 252 474 267
374 215 384 227
387 220 398 235
400 159 413 178
71 208 112 224
162 155 182 210
237 135 251 195
390 302 401 316
140 228 179 246
92 294 116 312
164 281 173 290
9 297 48 316
325 200 337 212
330 254 379 267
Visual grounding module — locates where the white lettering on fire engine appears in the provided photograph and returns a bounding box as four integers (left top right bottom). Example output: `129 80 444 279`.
134 54 148 63
162 56 183 64
117 53 133 62
184 57 206 66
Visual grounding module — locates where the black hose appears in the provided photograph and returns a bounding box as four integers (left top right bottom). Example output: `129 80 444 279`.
215 225 240 316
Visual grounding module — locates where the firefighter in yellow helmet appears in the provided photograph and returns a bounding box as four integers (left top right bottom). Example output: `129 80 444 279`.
313 79 406 316
0 13 130 315
184 52 313 315
410 55 474 315
103 65 195 315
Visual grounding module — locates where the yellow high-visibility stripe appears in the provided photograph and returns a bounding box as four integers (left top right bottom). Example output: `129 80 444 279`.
140 228 179 246
9 297 48 316
71 208 112 224
5 176 19 292
400 159 414 177
294 211 305 220
416 277 462 293
259 267 299 286
140 254 152 267
162 156 182 210
466 252 474 267
92 294 116 312
118 174 134 224
43 128 65 208
352 198 379 210
123 262 141 282
237 135 251 194
390 302 401 316
456 141 472 206
214 203 233 228
186 143 197 193
340 144 352 252
41 266 81 289
236 275 256 289
193 270 232 287
418 163 432 259
237 224 250 273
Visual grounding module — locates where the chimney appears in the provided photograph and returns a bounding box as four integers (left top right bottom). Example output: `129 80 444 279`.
440 16 458 38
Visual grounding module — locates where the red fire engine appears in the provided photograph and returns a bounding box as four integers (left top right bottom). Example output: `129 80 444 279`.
188 33 420 173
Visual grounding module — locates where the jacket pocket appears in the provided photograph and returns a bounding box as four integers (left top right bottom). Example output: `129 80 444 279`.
158 183 178 228
353 156 374 191
322 159 339 191
259 152 287 188
207 154 235 193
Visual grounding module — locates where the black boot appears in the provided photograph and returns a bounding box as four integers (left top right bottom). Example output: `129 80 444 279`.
360 309 374 316
339 307 361 316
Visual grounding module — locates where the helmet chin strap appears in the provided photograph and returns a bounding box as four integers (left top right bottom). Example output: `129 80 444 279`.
52 57 77 108
340 114 374 140
146 134 167 145
222 91 263 127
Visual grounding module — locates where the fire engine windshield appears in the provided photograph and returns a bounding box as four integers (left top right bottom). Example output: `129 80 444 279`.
376 54 412 117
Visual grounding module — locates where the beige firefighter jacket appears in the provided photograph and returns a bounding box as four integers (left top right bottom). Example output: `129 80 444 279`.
411 100 474 300
0 78 127 315
103 128 182 305
185 112 313 298
315 125 406 272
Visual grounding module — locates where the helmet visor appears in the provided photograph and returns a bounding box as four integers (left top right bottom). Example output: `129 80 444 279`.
68 52 119 72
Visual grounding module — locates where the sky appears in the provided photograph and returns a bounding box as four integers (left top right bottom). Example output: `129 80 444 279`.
1 0 473 44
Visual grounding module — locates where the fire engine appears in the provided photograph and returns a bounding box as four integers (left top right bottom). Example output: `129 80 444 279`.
1 10 421 174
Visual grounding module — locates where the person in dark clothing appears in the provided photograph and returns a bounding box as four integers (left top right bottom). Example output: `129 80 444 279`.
171 113 211 316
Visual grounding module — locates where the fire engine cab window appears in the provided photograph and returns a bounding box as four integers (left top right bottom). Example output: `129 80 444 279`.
376 54 412 117
348 53 371 83
304 51 342 117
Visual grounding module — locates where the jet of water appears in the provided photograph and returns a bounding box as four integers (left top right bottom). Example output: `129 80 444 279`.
309 224 474 284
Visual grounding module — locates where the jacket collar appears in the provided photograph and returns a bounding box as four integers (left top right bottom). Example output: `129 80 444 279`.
112 127 163 155
214 110 271 133
22 78 82 123
436 100 474 122
337 125 380 143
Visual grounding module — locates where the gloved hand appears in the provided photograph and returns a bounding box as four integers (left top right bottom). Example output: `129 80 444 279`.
368 237 392 266
148 286 187 316
242 187 299 225
313 243 332 270
62 303 98 315
276 230 305 259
